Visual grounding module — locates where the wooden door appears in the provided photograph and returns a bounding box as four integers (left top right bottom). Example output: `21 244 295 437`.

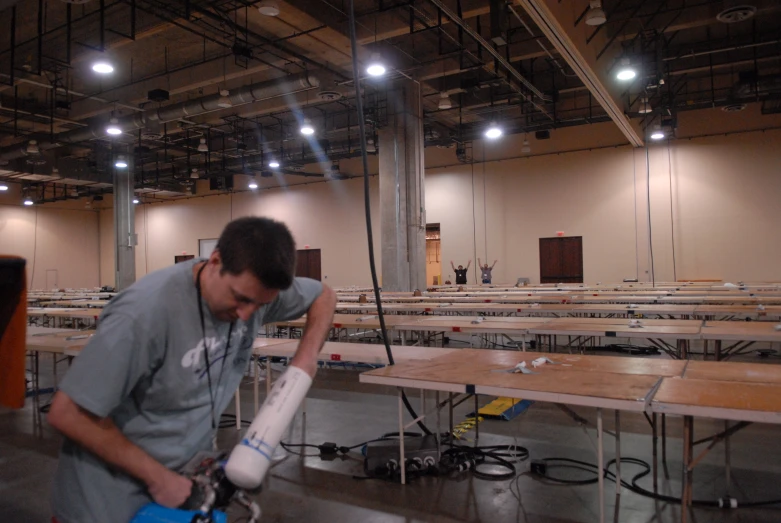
539 237 583 284
296 249 322 281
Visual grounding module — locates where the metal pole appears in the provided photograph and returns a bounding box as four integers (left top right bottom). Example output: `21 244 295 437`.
597 408 605 523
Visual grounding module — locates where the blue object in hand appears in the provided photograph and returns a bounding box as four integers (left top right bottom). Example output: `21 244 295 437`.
130 503 228 523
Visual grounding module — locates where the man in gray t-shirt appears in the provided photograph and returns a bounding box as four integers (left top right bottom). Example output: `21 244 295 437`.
478 258 498 284
47 217 336 523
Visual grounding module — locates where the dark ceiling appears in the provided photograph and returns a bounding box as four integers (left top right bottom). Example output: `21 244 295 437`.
0 0 779 203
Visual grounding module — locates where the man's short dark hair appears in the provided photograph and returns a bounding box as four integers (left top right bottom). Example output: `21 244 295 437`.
216 217 296 289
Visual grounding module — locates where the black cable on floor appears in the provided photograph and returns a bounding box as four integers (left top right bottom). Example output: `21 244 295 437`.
347 0 431 436
532 456 781 508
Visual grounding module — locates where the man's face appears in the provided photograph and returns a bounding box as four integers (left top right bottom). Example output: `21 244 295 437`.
483 264 489 269
204 254 280 322
458 265 463 270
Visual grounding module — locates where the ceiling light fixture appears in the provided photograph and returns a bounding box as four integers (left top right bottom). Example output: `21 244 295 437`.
484 123 503 140
92 61 114 74
615 58 637 81
521 139 531 154
366 53 386 77
438 92 452 110
114 155 128 168
26 140 40 155
0 183 8 191
23 198 34 206
190 168 200 179
133 198 140 204
106 117 122 136
198 138 209 152
299 118 315 135
248 178 259 189
216 89 233 109
268 160 280 168
650 125 666 141
637 96 653 114
257 0 280 16
366 138 377 154
585 0 607 26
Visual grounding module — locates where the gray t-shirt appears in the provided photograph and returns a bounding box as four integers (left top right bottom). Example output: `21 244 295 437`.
51 259 323 523
481 267 493 280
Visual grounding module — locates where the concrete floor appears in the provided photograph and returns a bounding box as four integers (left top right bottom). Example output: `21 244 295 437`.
3 350 781 523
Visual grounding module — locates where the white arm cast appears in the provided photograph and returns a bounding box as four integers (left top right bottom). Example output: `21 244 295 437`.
224 365 312 489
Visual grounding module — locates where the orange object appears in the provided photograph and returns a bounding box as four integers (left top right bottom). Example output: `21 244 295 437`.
0 257 27 409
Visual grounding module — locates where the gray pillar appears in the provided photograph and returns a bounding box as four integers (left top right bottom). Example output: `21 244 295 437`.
113 147 136 290
378 80 426 292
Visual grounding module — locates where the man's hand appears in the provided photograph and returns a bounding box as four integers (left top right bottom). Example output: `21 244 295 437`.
147 469 194 509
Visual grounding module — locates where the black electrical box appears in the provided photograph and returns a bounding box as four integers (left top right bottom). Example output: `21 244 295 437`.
209 176 234 191
535 130 551 140
148 89 170 103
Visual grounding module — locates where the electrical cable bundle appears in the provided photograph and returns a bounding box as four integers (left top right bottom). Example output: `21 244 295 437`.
531 457 781 508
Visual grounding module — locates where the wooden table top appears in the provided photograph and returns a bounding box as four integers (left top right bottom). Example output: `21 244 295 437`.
26 330 95 354
652 378 781 424
28 308 100 318
527 322 702 340
684 360 781 384
700 321 781 342
360 350 660 411
272 313 411 330
253 340 454 364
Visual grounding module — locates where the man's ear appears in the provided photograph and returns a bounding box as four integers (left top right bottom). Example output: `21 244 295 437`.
208 249 222 269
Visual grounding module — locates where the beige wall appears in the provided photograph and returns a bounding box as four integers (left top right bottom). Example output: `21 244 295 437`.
100 178 382 288
0 185 100 290
428 127 781 285
85 105 781 287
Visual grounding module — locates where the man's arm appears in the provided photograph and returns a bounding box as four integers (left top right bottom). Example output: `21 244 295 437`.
290 284 337 377
48 392 192 508
466 259 472 269
450 261 456 271
491 259 498 269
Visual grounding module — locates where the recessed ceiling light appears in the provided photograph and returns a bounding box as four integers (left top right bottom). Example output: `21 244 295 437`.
484 123 502 140
269 160 280 168
300 118 315 135
106 117 122 136
92 62 114 74
366 53 386 77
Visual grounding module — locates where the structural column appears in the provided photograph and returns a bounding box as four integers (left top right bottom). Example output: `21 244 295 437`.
378 79 426 292
113 147 136 290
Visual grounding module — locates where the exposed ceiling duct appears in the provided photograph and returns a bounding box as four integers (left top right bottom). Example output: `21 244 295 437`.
0 73 319 163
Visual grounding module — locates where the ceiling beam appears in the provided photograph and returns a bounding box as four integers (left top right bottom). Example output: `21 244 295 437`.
515 0 644 147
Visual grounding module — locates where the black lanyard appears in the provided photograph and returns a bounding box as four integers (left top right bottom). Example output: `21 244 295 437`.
195 263 234 430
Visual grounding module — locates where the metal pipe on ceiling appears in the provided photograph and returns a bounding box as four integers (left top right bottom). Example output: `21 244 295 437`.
427 0 552 107
0 73 319 163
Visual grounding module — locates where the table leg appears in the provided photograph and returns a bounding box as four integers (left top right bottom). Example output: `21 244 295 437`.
474 394 479 441
597 408 605 523
436 391 441 458
615 410 621 497
253 357 260 414
266 357 272 396
681 415 694 523
398 388 406 485
652 412 658 493
662 414 669 479
449 392 454 442
724 420 732 495
234 390 241 430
